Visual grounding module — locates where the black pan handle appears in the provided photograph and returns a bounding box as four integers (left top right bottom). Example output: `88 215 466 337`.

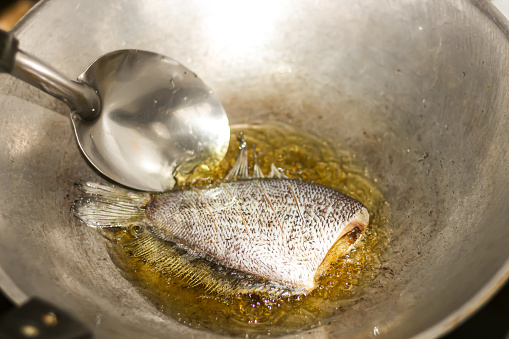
0 29 19 73
0 294 92 339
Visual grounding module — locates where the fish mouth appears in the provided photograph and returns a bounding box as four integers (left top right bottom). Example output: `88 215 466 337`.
343 225 364 244
331 207 370 250
340 211 369 244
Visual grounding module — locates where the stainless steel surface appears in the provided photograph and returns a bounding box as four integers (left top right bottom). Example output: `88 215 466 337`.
0 0 508 338
10 37 230 192
73 49 229 191
12 49 100 120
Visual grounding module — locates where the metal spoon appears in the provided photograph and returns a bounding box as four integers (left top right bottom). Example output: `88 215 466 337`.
0 30 230 192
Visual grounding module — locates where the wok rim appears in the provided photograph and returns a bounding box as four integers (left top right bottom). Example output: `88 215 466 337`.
0 0 508 338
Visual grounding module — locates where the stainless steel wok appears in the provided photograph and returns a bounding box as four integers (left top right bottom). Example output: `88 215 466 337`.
1 0 508 338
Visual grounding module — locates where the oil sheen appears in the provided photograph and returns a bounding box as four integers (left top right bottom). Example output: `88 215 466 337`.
98 123 389 337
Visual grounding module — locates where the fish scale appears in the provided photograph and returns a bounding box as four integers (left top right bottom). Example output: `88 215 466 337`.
143 178 368 290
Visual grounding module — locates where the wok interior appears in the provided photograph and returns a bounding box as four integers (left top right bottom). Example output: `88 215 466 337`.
1 0 509 338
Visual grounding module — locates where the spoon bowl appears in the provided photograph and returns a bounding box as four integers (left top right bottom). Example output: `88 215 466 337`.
73 50 230 191
0 32 230 191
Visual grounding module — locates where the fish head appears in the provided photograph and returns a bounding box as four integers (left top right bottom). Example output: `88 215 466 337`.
313 207 370 286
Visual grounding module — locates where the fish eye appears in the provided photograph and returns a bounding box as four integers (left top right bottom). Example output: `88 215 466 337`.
131 224 145 235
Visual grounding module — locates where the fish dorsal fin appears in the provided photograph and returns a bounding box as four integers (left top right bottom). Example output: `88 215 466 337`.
224 133 250 181
252 144 264 178
224 133 288 181
268 163 287 179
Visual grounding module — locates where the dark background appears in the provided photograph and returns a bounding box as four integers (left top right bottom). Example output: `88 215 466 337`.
1 281 509 337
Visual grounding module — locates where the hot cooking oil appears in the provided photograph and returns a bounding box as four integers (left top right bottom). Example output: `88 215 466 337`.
99 123 390 337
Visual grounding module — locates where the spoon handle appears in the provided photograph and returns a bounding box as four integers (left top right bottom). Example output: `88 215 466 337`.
0 30 100 120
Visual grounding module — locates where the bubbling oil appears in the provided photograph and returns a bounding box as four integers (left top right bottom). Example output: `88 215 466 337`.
101 123 389 337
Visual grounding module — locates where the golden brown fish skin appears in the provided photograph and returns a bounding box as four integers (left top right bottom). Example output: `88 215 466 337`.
144 178 369 290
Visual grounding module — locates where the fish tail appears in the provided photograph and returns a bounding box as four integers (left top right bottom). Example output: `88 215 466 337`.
72 181 151 228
